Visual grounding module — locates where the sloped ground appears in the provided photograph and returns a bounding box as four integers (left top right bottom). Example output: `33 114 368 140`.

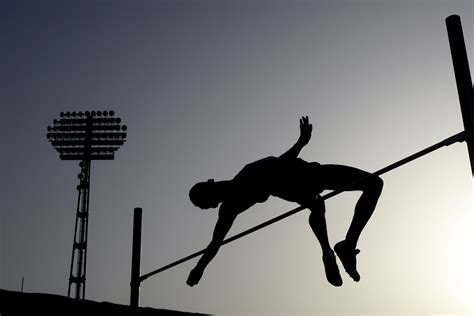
0 289 210 316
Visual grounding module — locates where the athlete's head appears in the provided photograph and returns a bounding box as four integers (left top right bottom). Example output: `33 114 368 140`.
189 179 223 209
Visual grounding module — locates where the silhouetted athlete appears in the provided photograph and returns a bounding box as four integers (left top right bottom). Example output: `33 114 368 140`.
187 116 383 287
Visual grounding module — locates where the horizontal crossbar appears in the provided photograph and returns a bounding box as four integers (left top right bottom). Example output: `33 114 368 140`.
139 130 467 282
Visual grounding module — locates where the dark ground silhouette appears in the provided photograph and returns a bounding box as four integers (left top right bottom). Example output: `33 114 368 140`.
0 289 209 316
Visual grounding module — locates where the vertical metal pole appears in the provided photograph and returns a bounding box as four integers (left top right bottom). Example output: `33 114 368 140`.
130 207 143 308
68 177 82 298
446 15 474 175
68 159 90 300
82 160 91 299
21 277 24 292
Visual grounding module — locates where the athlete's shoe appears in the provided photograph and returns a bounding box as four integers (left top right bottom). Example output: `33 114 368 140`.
322 249 343 287
334 241 361 282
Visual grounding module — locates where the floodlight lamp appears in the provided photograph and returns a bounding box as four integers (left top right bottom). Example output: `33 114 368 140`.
122 125 127 131
109 111 115 116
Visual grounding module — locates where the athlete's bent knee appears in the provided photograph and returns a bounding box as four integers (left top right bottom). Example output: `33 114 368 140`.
360 176 383 194
370 176 384 193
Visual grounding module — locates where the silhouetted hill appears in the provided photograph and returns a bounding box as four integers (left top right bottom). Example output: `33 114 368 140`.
0 289 210 315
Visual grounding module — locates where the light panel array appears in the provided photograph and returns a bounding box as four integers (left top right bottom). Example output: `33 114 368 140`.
47 111 127 160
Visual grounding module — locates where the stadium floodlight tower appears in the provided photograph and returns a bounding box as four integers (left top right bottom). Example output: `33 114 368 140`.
46 110 127 300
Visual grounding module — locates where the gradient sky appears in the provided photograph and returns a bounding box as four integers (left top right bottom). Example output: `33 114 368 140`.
1 1 473 315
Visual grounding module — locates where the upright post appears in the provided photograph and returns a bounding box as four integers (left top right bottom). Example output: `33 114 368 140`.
68 158 91 299
446 15 474 175
130 207 143 308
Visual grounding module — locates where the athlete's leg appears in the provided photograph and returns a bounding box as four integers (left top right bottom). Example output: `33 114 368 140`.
304 198 342 287
316 164 383 281
306 198 331 251
317 164 383 248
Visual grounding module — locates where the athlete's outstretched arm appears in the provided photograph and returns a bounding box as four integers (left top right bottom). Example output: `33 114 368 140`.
186 207 236 287
279 116 313 160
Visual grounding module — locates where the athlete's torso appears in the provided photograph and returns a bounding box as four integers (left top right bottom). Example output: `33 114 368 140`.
230 156 322 207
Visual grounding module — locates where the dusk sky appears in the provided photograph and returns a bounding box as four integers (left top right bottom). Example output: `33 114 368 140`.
1 1 473 315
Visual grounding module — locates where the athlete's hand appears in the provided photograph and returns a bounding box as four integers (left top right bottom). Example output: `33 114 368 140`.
186 266 204 287
297 116 312 146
